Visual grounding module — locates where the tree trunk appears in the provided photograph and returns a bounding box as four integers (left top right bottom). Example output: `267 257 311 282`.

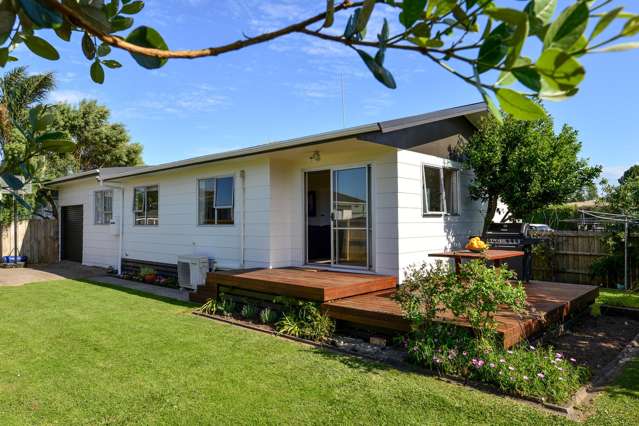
482 195 498 238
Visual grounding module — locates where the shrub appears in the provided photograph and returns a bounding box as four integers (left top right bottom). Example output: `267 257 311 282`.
139 266 155 276
216 296 236 317
406 327 588 403
274 297 334 342
449 260 526 340
393 261 454 330
197 299 216 315
240 304 258 320
259 307 279 324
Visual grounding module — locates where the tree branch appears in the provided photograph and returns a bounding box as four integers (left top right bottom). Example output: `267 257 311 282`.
40 0 364 59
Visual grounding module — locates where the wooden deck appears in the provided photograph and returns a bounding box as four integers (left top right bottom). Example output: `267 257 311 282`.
192 267 397 303
321 281 599 348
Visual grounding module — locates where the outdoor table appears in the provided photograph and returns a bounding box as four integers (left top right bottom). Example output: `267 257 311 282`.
429 249 524 275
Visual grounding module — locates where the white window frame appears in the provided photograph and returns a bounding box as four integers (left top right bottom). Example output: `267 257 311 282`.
94 189 113 225
197 175 235 226
422 165 460 216
133 185 159 226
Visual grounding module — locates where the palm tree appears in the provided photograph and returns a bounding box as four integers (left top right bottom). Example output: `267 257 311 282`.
0 66 56 149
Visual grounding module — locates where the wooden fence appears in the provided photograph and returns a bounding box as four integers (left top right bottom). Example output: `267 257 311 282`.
0 219 59 264
532 230 639 287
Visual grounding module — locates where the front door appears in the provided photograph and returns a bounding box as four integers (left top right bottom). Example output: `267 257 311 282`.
305 166 370 269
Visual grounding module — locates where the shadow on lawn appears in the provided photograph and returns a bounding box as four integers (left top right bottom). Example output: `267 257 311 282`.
75 278 198 309
309 346 393 374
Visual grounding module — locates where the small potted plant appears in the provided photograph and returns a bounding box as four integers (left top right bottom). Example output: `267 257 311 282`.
139 266 157 284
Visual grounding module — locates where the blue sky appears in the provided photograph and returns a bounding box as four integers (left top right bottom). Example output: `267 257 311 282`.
16 0 639 182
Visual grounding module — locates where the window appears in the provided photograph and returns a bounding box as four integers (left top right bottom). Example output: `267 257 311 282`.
423 166 459 215
198 176 234 225
133 185 159 225
94 190 113 225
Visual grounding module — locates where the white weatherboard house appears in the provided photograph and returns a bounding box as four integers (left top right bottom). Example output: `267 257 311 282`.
48 103 490 282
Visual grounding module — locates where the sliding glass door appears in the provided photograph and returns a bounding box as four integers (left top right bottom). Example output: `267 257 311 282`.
305 165 371 269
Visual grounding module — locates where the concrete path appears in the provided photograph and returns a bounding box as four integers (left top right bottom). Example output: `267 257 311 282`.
89 275 191 302
0 261 106 286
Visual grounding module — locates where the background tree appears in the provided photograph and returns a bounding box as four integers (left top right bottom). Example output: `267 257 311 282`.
0 1 637 121
601 165 639 216
458 110 601 235
618 164 639 185
567 181 599 202
49 100 143 176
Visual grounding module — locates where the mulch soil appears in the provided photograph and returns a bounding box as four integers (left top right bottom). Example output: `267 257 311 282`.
546 314 639 376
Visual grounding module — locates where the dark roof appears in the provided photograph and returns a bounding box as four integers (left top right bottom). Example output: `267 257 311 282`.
46 167 148 185
51 102 487 184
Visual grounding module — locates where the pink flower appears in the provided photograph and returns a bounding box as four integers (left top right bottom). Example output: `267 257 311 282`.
537 373 545 379
569 357 577 363
557 367 564 371
507 350 514 354
489 363 496 368
508 366 515 371
555 353 563 358
471 359 485 368
499 358 506 363
529 345 536 350
462 351 468 356
523 375 529 381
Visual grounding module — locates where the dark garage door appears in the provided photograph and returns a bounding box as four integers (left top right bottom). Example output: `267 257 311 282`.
61 205 83 262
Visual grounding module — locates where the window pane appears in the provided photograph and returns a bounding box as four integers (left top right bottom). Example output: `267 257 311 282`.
146 186 158 225
215 177 234 207
423 166 442 212
134 188 144 212
198 179 215 225
216 207 234 224
95 191 103 224
443 169 457 214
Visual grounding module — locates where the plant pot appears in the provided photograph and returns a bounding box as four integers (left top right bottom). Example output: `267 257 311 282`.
144 274 157 284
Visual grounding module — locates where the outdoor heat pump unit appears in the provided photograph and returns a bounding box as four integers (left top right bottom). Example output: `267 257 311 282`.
177 255 210 290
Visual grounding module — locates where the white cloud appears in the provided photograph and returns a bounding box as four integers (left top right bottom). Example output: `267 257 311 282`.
48 90 91 104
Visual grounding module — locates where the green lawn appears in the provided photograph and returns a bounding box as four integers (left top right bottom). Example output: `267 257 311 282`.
597 288 639 309
0 280 636 425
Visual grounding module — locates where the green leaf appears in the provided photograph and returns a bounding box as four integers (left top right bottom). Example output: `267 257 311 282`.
18 0 63 28
356 0 375 33
476 23 513 74
35 132 75 153
121 1 145 15
407 37 444 48
0 11 16 43
54 22 72 42
324 0 334 28
102 59 122 69
110 15 134 32
97 43 112 57
536 48 585 90
23 35 60 61
0 47 9 67
82 32 96 60
0 172 24 190
543 2 589 50
355 48 396 89
594 42 639 53
125 26 169 69
495 88 545 121
400 0 427 28
512 67 542 92
90 60 105 84
590 7 623 40
126 26 168 69
533 0 557 25
622 16 639 36
481 91 503 123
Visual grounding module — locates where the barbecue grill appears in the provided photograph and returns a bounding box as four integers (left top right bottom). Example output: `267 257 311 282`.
485 223 541 281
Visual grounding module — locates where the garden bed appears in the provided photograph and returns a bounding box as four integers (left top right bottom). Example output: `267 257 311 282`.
192 299 639 413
